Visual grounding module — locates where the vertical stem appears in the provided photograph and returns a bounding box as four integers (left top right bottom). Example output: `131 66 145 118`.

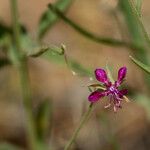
10 0 38 149
19 59 38 150
64 103 94 150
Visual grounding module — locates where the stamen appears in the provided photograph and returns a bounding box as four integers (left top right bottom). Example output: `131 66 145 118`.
71 70 77 76
113 106 117 112
104 103 111 108
89 77 94 81
123 96 131 102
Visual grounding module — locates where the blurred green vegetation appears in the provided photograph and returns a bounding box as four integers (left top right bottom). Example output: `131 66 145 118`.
0 0 150 149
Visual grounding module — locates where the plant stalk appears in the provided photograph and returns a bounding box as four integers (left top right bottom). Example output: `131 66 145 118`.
10 0 38 149
64 103 94 150
48 4 146 52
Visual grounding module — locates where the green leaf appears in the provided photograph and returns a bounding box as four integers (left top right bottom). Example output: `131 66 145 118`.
38 0 73 39
28 44 93 77
41 46 93 77
29 44 93 77
0 22 12 49
135 0 142 16
88 84 105 91
69 60 93 77
29 44 65 58
118 0 145 48
48 4 144 52
130 55 150 74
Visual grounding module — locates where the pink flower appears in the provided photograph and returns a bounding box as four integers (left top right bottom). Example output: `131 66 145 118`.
88 67 128 112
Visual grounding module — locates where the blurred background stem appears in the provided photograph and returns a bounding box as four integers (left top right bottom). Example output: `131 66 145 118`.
64 103 94 150
10 0 39 149
48 4 145 52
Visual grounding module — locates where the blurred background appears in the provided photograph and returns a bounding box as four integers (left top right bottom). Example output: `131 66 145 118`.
0 0 150 150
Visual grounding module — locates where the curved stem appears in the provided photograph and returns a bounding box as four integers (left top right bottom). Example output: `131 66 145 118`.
48 4 145 52
64 103 94 150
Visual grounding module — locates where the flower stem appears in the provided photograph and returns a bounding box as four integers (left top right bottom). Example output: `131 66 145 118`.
10 0 38 149
64 103 94 150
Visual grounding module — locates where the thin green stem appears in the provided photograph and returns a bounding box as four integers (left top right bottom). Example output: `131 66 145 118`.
64 103 94 150
10 0 38 150
18 59 39 150
48 4 146 52
10 0 22 62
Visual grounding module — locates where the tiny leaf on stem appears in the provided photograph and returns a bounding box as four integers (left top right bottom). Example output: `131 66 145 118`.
32 45 93 77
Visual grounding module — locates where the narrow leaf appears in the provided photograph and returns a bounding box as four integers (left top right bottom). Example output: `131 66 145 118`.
88 84 105 90
118 0 145 48
48 4 144 52
135 0 142 16
31 45 93 77
130 55 150 74
38 0 73 39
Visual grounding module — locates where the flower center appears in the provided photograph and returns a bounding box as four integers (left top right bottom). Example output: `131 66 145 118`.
109 86 116 92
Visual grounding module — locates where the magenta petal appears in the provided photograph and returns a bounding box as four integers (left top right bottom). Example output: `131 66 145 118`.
88 91 105 102
118 89 128 98
95 69 108 83
117 67 127 83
